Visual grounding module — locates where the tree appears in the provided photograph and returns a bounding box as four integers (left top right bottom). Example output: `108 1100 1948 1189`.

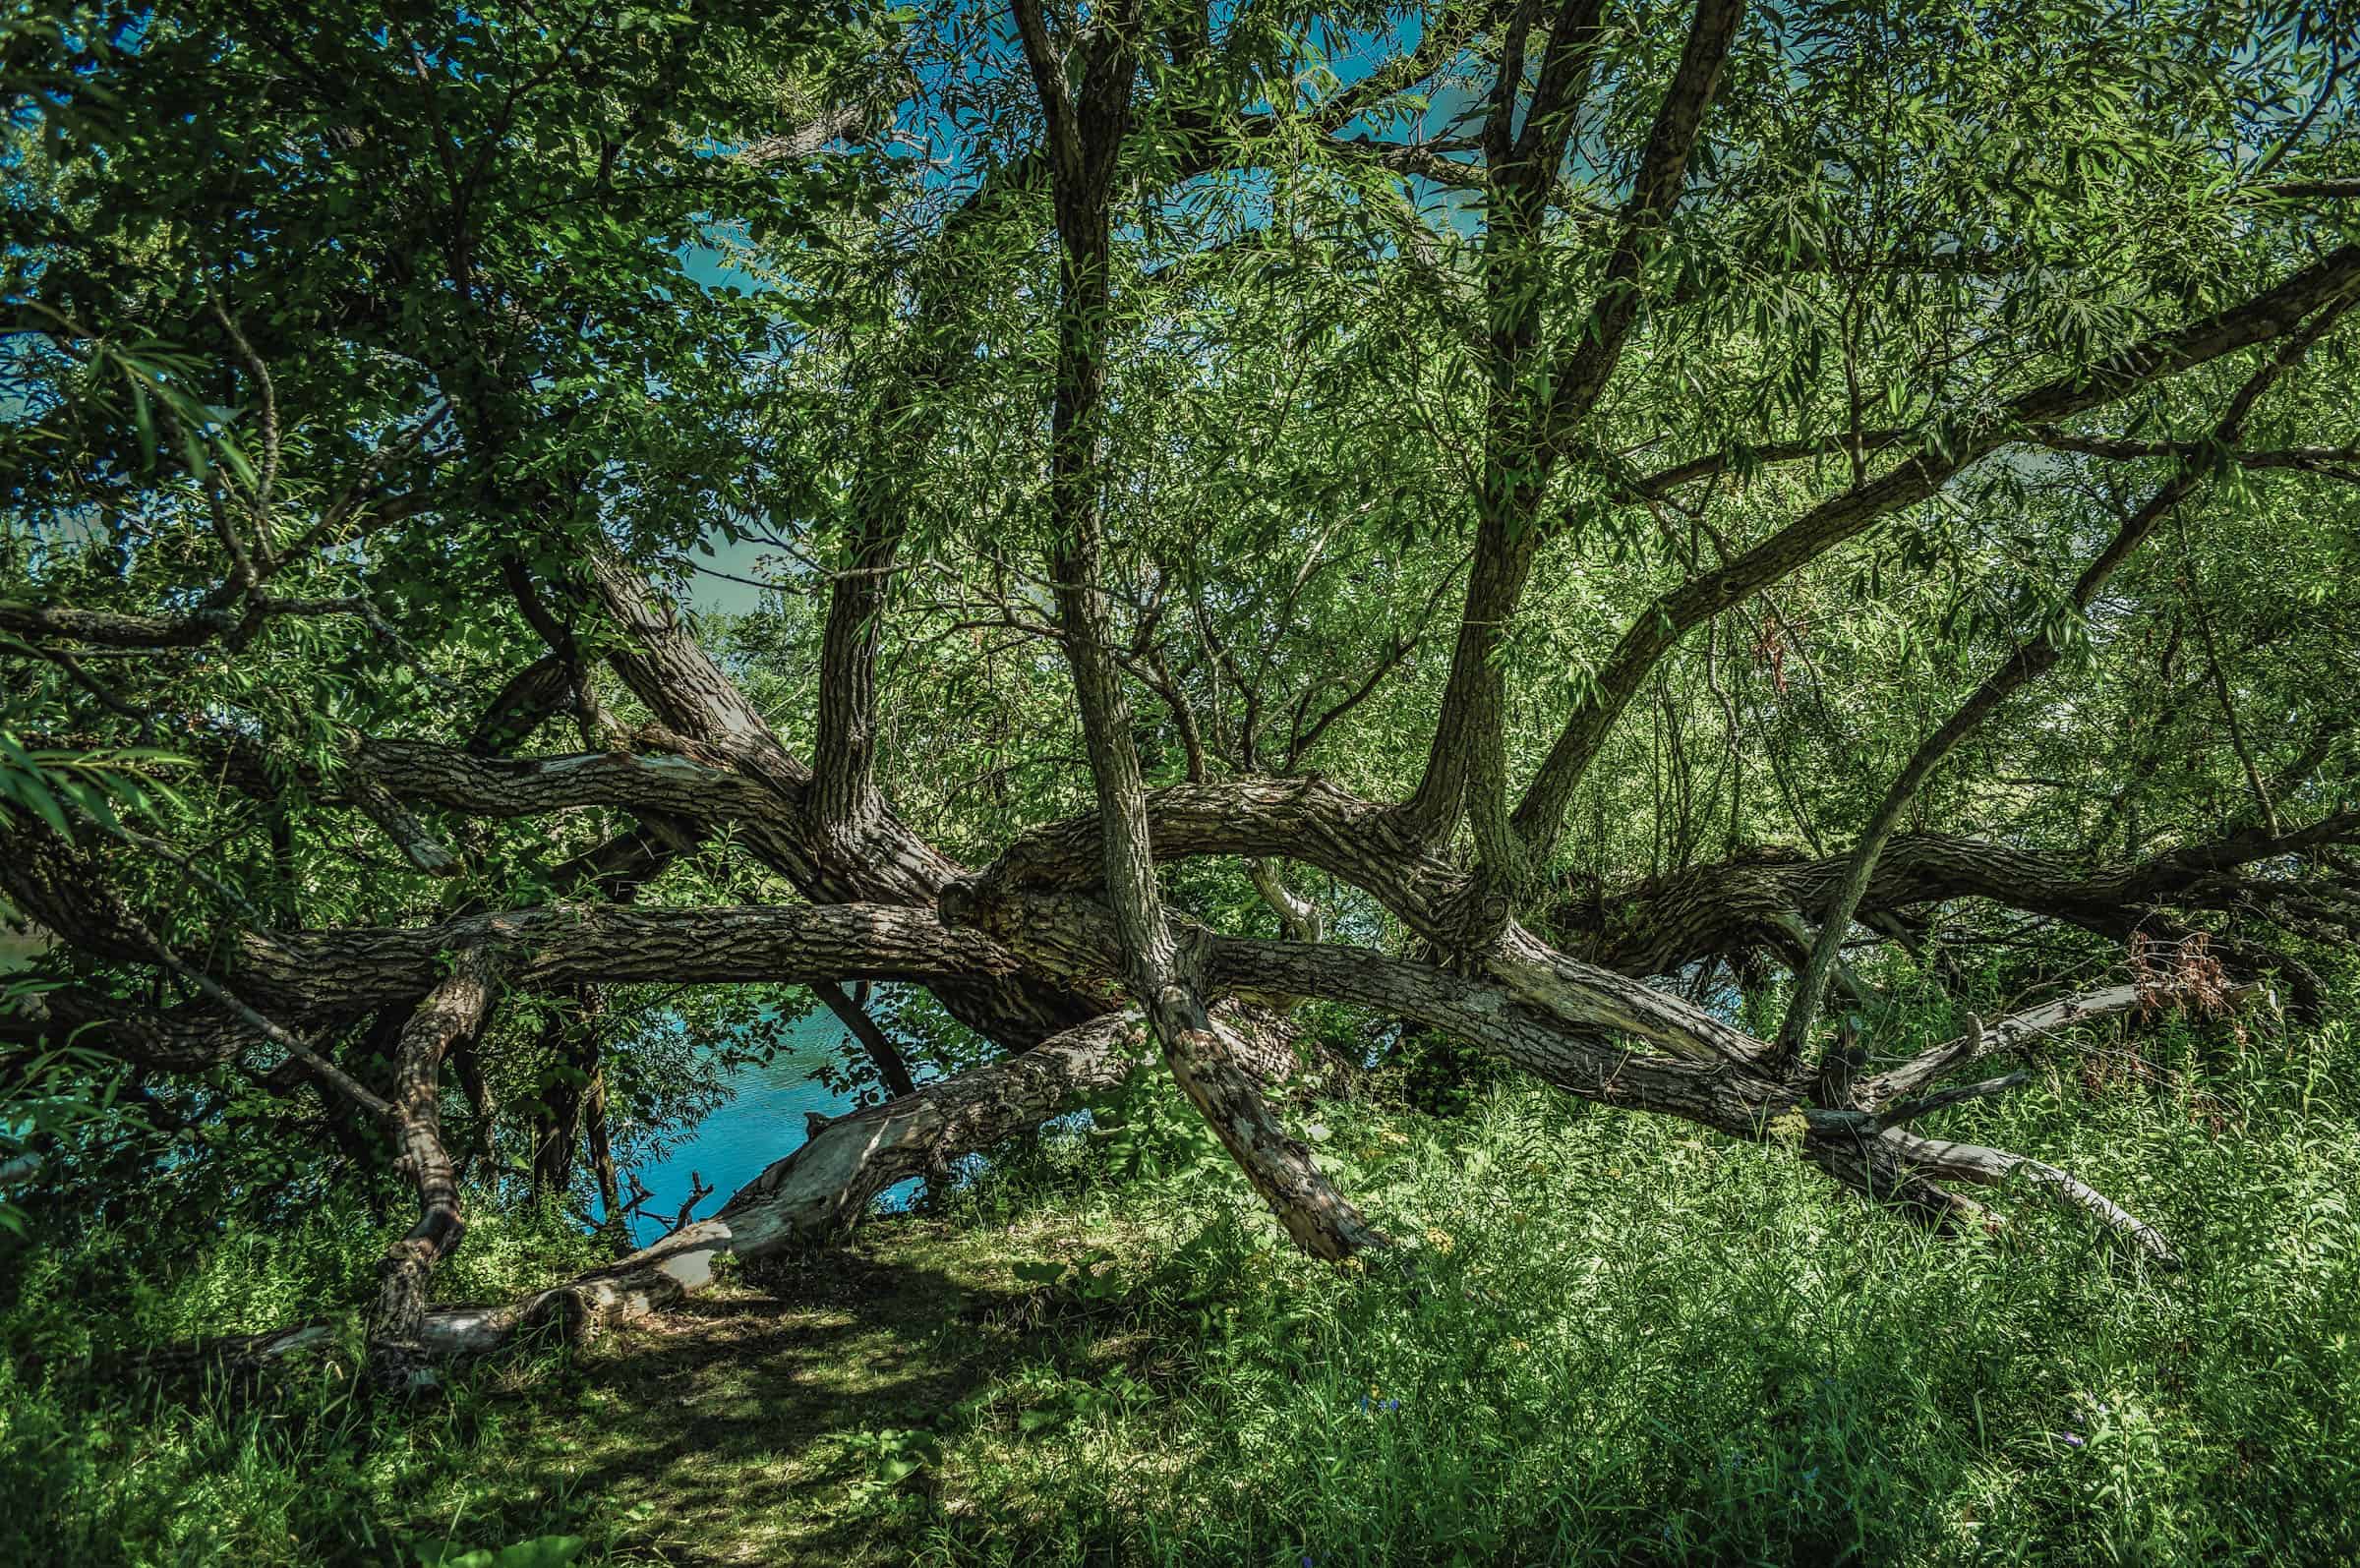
3 0 2357 1376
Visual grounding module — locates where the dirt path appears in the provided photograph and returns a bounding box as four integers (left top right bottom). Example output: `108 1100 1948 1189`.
459 1229 1017 1565
439 1205 1184 1566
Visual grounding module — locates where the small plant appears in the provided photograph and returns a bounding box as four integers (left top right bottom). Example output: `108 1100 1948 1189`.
1014 1247 1127 1305
1084 1068 1227 1189
1009 1366 1152 1436
840 1425 942 1495
1380 1028 1506 1117
412 1535 586 1568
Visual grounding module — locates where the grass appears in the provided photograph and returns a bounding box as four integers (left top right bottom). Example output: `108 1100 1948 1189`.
6 1009 2360 1565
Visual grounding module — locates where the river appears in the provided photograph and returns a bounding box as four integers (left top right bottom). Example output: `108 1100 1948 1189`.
609 1009 921 1247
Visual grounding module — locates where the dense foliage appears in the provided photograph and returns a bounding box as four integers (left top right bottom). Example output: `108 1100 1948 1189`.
3 0 2358 1560
8 1016 2360 1563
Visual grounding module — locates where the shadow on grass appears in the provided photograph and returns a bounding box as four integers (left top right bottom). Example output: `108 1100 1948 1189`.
425 1231 1026 1568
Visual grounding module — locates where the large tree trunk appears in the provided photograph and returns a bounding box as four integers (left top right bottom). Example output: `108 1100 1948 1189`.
22 3 2360 1417
1537 823 2349 1015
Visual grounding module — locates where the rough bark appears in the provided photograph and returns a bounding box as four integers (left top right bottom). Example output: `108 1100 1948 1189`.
148 958 2216 1377
140 719 2347 1020
1403 0 1745 866
20 29 2353 1380
1015 0 1384 1260
1542 823 2354 1011
22 5 2353 1397
579 549 1104 1050
366 946 494 1383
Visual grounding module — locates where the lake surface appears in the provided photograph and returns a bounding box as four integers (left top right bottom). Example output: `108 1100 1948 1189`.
613 1010 921 1247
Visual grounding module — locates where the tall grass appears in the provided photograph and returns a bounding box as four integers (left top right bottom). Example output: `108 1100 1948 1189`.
914 1010 2360 1564
4 1009 2357 1565
0 1205 606 1565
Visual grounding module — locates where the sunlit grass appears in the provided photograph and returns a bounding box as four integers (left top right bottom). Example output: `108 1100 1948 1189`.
6 1012 2358 1564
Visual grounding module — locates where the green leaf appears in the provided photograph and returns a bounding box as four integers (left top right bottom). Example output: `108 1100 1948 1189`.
413 1544 494 1568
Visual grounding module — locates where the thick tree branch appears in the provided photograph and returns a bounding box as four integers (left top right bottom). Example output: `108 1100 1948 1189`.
1773 298 2349 1067
1401 0 1745 867
1511 244 2360 856
1019 0 1385 1259
367 944 494 1382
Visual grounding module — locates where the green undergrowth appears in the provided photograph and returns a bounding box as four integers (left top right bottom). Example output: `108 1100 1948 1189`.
6 1010 2360 1565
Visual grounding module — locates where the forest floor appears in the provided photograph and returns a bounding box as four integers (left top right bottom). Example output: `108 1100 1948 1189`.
459 1217 1147 1567
13 1035 2360 1565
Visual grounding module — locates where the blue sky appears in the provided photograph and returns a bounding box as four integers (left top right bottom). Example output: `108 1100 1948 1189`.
669 6 1470 615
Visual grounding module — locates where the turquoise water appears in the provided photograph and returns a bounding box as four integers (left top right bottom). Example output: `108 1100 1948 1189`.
617 1011 921 1246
